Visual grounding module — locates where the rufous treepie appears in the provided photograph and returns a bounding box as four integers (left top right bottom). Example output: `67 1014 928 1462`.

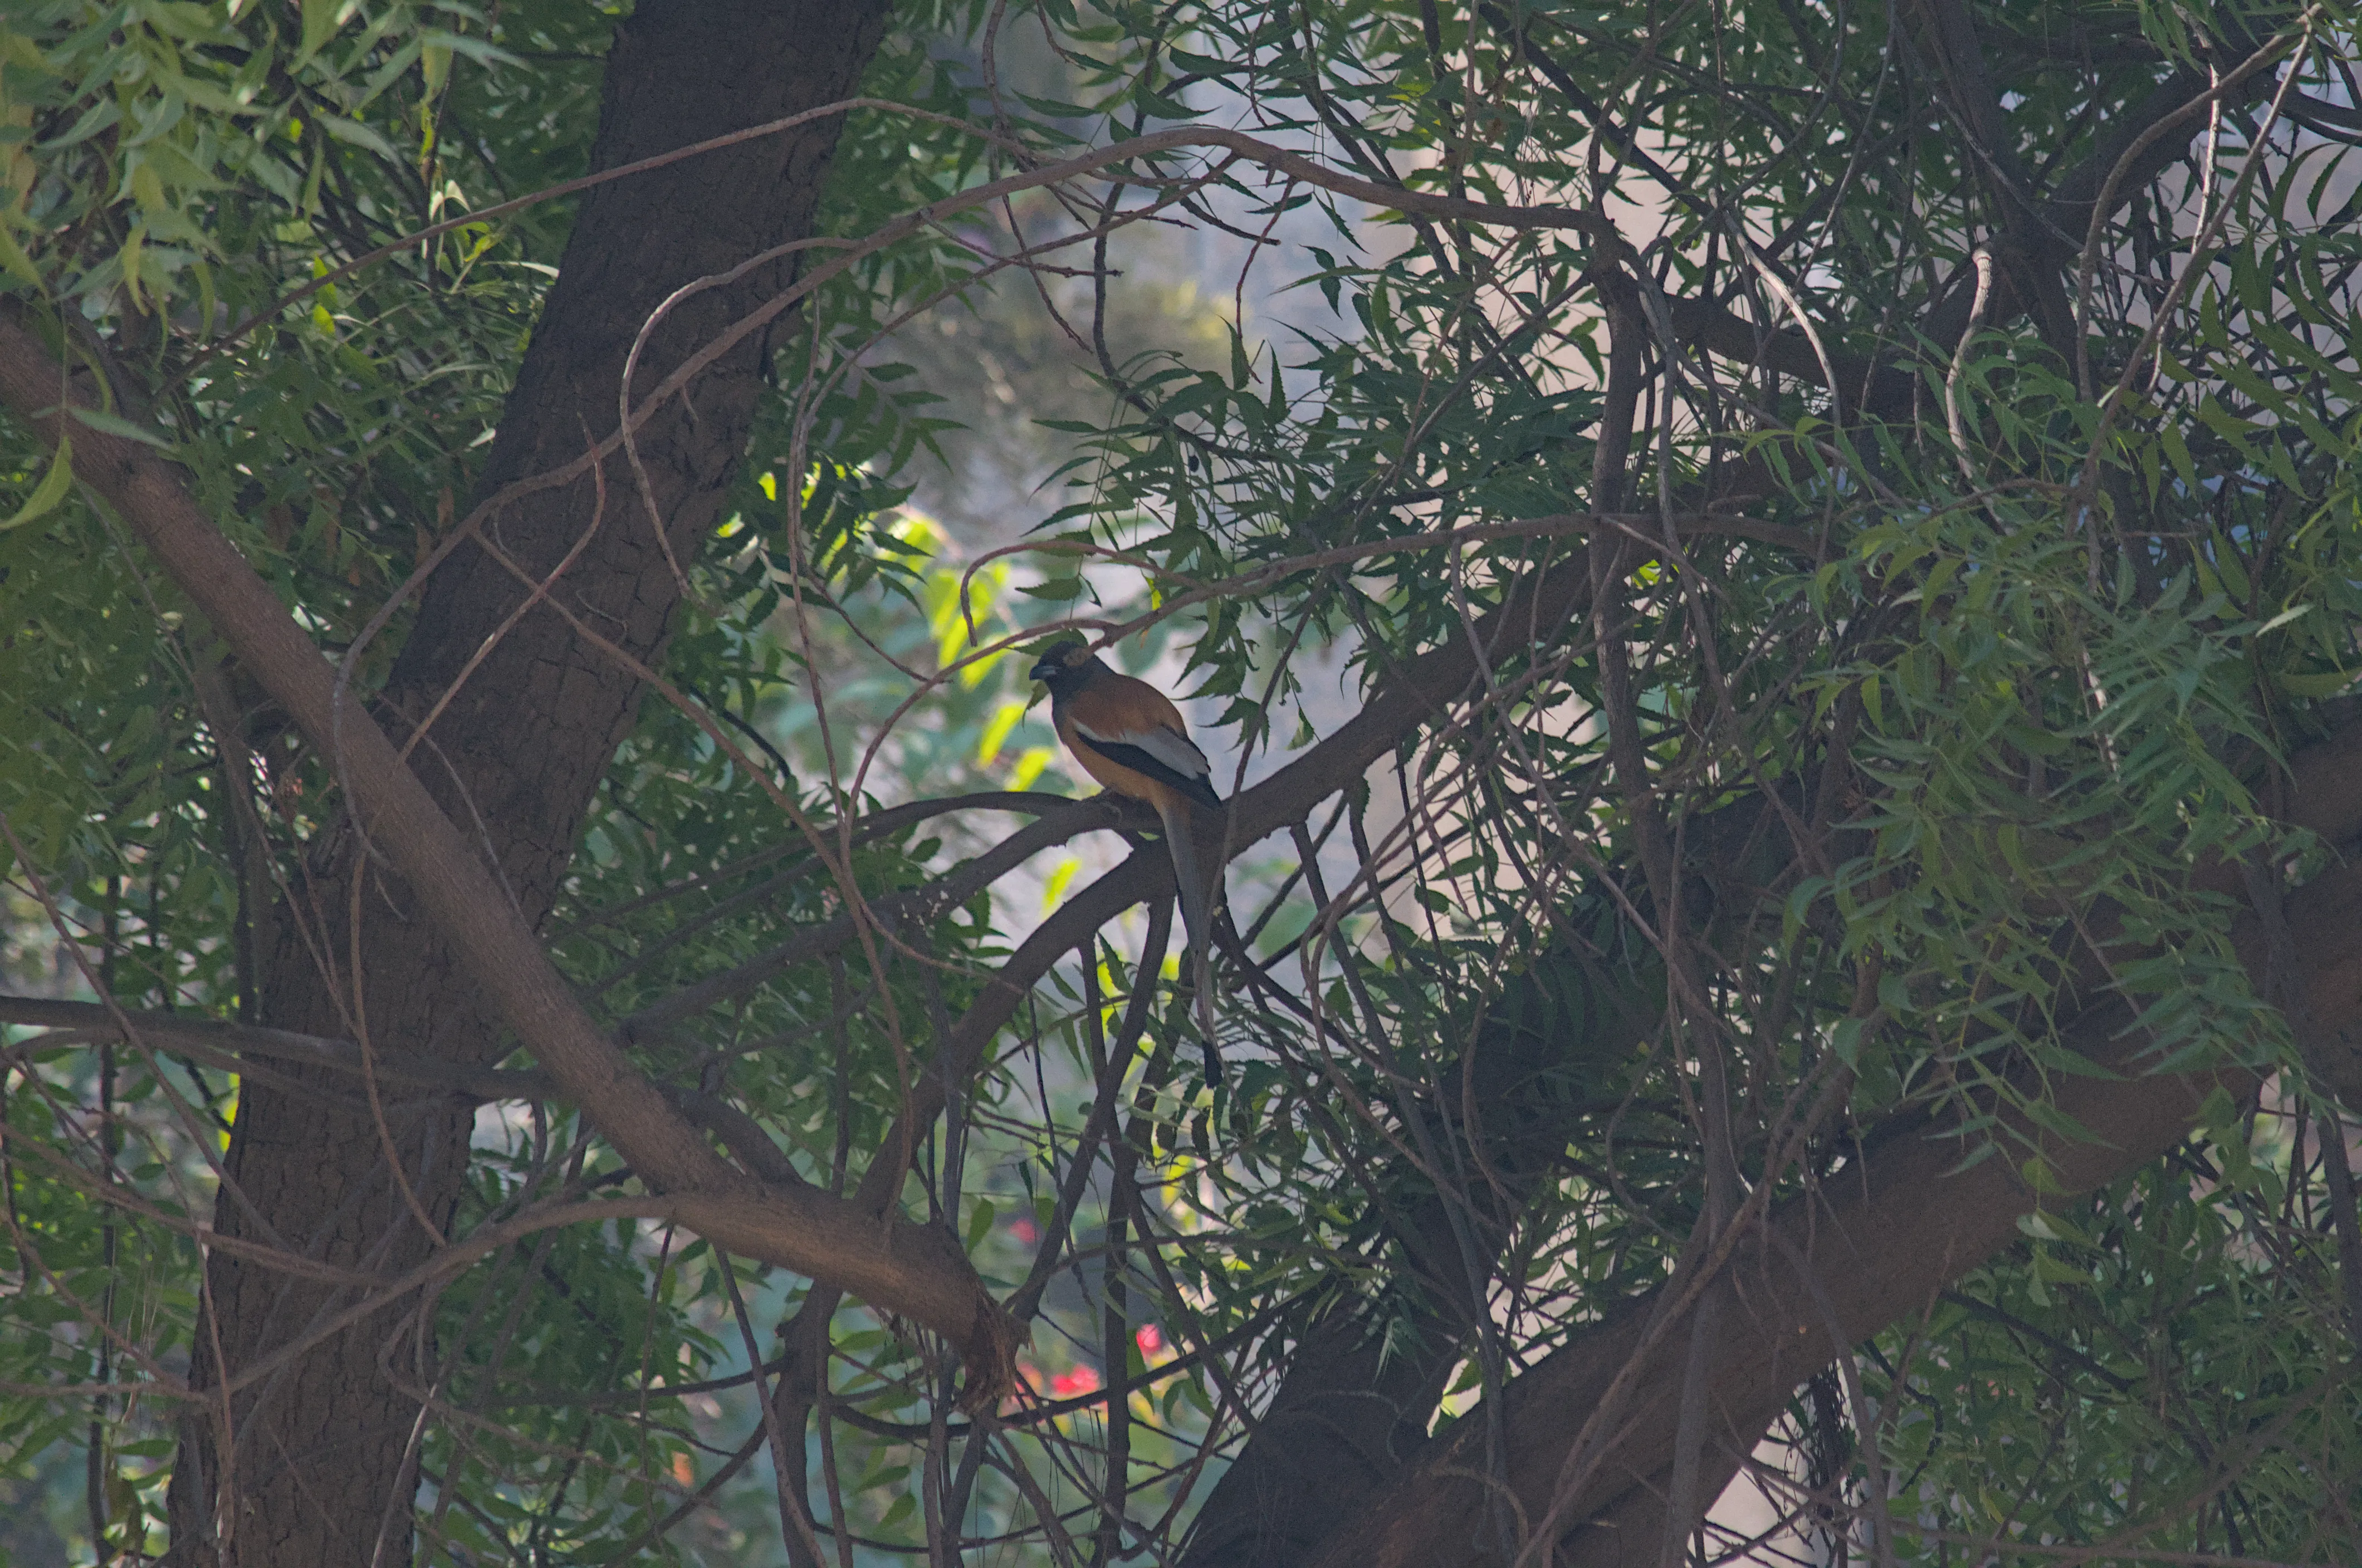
1028 640 1226 1065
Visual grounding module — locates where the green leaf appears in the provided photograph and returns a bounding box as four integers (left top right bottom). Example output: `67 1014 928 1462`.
1 434 72 532
314 113 396 160
2270 667 2353 699
62 405 175 451
299 0 348 65
0 221 41 290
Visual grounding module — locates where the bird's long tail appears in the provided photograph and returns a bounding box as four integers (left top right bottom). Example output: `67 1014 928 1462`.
1156 793 1227 1060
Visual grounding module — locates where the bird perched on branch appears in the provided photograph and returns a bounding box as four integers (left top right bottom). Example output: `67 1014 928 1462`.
1028 640 1227 1072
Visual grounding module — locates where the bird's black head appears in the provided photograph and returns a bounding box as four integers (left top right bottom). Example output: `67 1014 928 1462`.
1028 640 1095 686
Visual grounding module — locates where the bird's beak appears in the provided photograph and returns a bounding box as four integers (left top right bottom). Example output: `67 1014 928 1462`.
1028 658 1059 683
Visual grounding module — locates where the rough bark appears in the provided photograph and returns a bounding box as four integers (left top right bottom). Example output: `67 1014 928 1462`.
0 3 2339 1560
1181 943 1651 1568
1308 840 2362 1568
1174 716 2358 1568
1260 712 2362 1568
1182 36 2317 1567
138 4 895 1562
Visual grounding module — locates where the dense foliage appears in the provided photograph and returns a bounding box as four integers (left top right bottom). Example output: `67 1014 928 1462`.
3 1 2360 1565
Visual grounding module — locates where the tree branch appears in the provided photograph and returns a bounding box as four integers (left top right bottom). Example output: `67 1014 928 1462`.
0 303 1020 1401
1304 760 2362 1568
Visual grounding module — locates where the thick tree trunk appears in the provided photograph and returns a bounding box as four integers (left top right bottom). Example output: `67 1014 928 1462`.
1294 752 2362 1568
164 4 893 1563
1181 945 1653 1568
1184 40 2329 1566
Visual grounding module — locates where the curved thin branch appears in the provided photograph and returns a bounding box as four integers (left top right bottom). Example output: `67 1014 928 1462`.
0 303 1021 1403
